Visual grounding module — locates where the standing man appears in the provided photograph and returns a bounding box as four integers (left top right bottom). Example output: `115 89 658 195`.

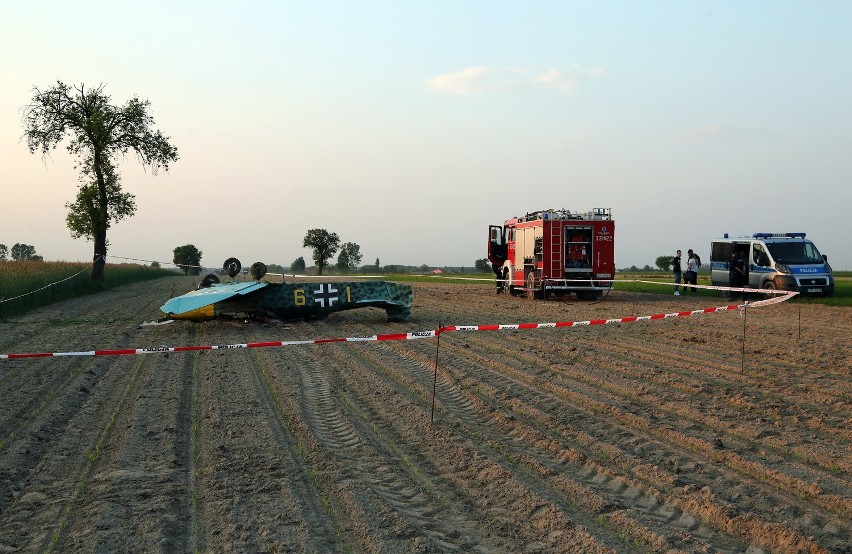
729 248 747 299
685 250 699 293
671 249 682 296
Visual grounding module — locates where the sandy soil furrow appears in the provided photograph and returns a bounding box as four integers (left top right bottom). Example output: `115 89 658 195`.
60 351 195 552
408 284 847 552
468 328 851 504
0 277 848 553
260 329 512 553
432 334 830 544
323 343 618 553
0 278 183 552
370 336 750 552
0 354 146 552
192 333 342 554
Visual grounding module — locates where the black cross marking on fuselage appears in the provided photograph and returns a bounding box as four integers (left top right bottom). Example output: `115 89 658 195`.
313 283 339 308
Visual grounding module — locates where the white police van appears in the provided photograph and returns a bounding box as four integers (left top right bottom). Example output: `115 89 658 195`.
710 233 835 296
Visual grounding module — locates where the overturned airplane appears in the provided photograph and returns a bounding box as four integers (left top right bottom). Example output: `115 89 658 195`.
160 259 412 322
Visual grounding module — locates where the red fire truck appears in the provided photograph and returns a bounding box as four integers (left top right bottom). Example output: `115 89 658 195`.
487 208 615 299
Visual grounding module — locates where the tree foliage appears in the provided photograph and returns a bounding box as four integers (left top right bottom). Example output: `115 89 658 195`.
302 229 340 275
65 161 136 242
336 242 362 271
290 256 306 273
11 243 39 260
0 244 7 261
173 244 202 275
474 258 491 272
655 255 674 271
22 81 178 282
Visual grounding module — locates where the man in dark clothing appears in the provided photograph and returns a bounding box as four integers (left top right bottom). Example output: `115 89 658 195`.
729 248 747 299
671 250 682 296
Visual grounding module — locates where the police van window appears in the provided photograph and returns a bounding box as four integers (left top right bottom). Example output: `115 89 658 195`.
766 241 823 264
711 242 730 262
804 242 822 262
753 244 770 266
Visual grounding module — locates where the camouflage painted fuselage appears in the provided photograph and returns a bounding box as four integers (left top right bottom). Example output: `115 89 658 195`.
161 280 412 322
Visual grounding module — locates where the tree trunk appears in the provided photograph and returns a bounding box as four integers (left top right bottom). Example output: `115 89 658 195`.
92 230 107 282
91 151 109 283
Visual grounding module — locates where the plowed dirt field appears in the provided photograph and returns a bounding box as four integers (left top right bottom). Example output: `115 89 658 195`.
0 275 849 553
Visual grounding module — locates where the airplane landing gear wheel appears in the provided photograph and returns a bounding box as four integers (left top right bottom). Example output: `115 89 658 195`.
224 258 241 278
250 262 267 281
199 273 220 289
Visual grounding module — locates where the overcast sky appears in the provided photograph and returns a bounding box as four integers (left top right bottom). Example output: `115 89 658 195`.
2 1 851 271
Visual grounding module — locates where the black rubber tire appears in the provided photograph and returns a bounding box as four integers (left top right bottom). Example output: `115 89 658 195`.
250 262 267 281
223 257 242 278
199 273 220 288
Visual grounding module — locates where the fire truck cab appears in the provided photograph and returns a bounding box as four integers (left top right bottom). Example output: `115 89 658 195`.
488 208 615 299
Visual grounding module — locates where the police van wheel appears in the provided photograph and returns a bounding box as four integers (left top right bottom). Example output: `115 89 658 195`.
762 280 777 299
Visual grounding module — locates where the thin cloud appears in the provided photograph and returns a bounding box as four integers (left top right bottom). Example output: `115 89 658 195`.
425 67 492 94
427 65 602 94
535 69 580 92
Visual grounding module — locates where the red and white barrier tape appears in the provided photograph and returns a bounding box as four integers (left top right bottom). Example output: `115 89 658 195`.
0 331 438 360
631 279 798 296
1 293 796 360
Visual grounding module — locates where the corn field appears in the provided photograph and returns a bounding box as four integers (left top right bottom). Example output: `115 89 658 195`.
0 261 175 319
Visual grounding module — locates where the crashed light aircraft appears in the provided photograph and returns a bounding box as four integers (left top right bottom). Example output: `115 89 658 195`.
160 259 412 322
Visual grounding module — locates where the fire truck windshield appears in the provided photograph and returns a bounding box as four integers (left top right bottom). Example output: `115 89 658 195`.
766 241 824 264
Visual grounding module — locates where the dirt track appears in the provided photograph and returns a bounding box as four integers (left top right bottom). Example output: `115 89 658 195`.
0 275 849 553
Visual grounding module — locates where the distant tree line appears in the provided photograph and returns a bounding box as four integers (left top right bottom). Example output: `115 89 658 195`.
0 243 42 261
170 227 486 278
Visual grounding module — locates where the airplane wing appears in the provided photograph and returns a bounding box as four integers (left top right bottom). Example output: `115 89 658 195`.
160 281 268 319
